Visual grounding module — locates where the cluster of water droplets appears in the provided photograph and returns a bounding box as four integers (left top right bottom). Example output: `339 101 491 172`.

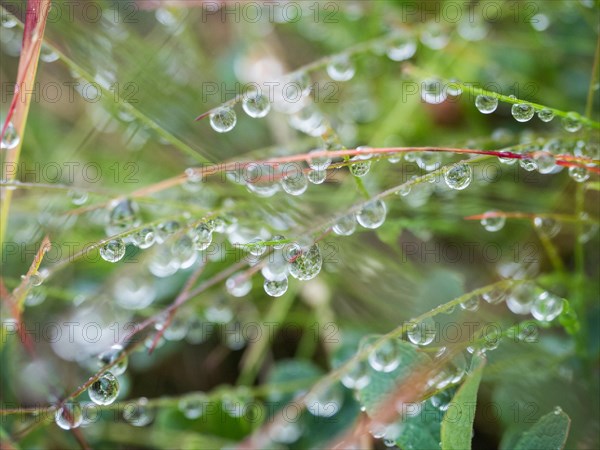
473 94 586 133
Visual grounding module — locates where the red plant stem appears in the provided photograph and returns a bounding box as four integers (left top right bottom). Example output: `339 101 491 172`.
64 146 598 217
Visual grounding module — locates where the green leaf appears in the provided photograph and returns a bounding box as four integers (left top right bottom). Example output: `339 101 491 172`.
266 359 323 409
396 402 443 450
357 339 430 415
513 408 571 450
441 353 486 450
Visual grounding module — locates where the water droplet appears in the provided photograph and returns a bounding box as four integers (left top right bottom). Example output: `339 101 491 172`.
1 13 18 28
506 283 536 315
519 158 537 171
185 316 212 344
264 276 288 297
226 272 252 297
444 163 472 190
531 291 563 322
1 121 20 150
67 189 88 205
349 157 371 177
190 223 213 250
407 317 436 345
25 289 46 306
511 103 535 122
396 183 411 196
388 153 402 163
458 17 488 41
460 296 480 311
100 238 126 262
420 23 449 49
98 344 128 375
534 152 556 174
261 252 289 281
40 44 59 63
245 163 280 197
155 220 181 244
55 401 83 430
568 166 590 183
288 243 322 281
482 287 506 305
386 33 417 61
115 275 156 309
27 271 43 287
530 13 550 31
365 336 401 373
178 393 208 419
356 199 387 229
89 371 119 405
480 212 506 232
242 92 271 118
131 226 156 249
123 397 154 426
340 360 370 389
533 216 561 238
516 322 539 343
281 168 308 196
421 78 447 104
205 301 233 323
562 113 582 133
327 54 355 81
288 72 312 97
332 214 357 236
579 212 599 243
208 217 227 234
172 234 198 269
162 314 189 341
308 149 332 170
416 152 442 171
245 238 266 257
304 384 343 417
483 333 501 351
209 106 236 133
221 388 253 417
269 420 303 444
475 95 498 114
537 109 555 122
308 169 327 184
447 80 463 96
183 168 203 192
271 235 286 249
106 199 140 236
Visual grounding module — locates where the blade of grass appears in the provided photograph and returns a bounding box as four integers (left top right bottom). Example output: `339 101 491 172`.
0 0 51 250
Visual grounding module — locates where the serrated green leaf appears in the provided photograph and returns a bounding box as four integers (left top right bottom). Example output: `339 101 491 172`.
441 353 485 450
513 408 571 450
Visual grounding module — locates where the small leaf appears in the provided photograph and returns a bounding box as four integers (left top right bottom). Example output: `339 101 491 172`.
357 340 429 415
513 408 571 450
441 353 486 450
